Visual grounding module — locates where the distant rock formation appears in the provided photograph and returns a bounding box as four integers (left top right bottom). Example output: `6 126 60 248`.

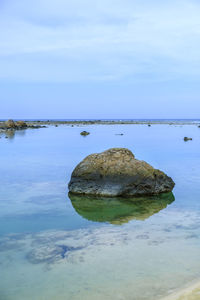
15 121 27 128
68 148 175 197
0 120 46 131
5 119 17 129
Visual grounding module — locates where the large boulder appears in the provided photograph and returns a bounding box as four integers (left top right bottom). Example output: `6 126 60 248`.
68 148 175 197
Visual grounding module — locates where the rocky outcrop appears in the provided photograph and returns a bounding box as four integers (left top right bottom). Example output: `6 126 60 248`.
5 119 16 129
68 148 175 197
1 119 27 129
15 121 27 128
0 120 46 131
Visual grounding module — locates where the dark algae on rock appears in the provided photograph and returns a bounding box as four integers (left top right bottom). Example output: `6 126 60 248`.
68 148 175 197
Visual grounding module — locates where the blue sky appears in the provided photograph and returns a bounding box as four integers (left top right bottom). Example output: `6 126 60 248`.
0 0 200 119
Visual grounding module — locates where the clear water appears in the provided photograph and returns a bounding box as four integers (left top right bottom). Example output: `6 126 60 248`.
0 124 200 300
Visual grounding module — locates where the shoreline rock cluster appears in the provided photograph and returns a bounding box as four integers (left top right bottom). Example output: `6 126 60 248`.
0 120 47 139
68 148 175 197
0 119 46 131
2 119 198 126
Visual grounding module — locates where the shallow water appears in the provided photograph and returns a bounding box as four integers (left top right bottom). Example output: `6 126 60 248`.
0 124 200 300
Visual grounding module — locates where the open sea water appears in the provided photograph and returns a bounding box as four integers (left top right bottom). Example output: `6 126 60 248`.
0 123 200 300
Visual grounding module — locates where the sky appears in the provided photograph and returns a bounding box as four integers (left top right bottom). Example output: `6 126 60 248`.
0 0 200 119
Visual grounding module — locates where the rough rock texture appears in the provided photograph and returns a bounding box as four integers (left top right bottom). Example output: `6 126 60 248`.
68 148 175 197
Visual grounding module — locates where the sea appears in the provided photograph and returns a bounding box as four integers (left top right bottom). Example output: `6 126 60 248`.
0 120 200 300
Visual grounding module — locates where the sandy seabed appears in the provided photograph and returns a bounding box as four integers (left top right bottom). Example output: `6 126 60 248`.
161 280 200 300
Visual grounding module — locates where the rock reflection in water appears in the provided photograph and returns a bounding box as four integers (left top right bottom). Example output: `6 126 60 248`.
0 129 26 139
69 192 175 225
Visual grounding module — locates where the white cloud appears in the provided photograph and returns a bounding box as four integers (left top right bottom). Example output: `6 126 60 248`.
1 0 200 82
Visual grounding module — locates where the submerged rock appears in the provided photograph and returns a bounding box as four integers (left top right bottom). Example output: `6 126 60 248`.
68 148 175 197
27 245 69 264
184 137 192 141
26 244 82 264
69 192 175 224
80 131 90 136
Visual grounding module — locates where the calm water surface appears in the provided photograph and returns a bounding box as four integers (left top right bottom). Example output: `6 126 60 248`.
0 124 200 300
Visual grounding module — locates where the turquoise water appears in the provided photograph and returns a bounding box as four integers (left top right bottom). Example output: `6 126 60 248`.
0 124 200 300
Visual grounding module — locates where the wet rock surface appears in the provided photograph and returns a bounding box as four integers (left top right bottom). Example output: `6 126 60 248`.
68 148 175 197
